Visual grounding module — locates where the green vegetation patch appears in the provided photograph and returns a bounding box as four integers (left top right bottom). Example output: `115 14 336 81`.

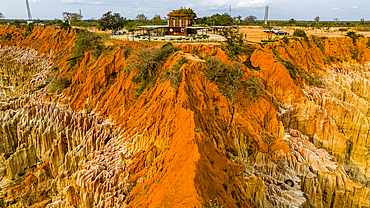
293 29 307 37
161 56 188 87
70 29 104 67
346 31 364 45
275 58 324 87
128 43 179 98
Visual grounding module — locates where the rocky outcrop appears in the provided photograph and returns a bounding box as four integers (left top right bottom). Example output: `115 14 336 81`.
287 63 370 189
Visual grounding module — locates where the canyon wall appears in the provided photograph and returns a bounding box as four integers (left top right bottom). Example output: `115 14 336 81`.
0 25 369 207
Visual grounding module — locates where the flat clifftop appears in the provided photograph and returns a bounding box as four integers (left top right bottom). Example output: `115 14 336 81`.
0 25 370 207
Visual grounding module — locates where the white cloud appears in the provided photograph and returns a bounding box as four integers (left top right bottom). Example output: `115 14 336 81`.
132 2 138 4
350 6 358 9
331 7 339 11
60 0 105 4
29 0 44 2
236 0 270 8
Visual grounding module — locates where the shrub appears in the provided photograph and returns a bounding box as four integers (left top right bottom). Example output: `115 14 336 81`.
70 29 104 67
48 75 72 94
129 43 179 98
346 31 364 45
194 127 201 132
367 40 370 48
275 58 324 87
202 56 242 101
281 36 289 44
311 35 326 54
161 56 187 87
293 29 307 37
241 76 263 102
35 83 48 90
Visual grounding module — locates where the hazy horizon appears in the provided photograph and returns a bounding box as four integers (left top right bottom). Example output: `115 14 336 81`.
1 0 368 21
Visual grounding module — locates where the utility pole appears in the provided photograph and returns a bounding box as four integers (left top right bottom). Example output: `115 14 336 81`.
25 0 32 21
79 9 82 16
229 5 231 17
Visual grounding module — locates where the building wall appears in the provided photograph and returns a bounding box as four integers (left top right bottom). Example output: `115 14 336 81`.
168 27 187 36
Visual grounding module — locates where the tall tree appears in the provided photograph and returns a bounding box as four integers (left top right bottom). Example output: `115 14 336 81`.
208 13 233 26
244 15 257 24
236 15 242 23
150 14 166 25
98 11 126 30
135 14 148 23
288 18 296 24
0 12 5 19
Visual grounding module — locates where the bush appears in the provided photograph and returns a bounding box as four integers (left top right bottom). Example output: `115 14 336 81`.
293 29 307 37
202 56 243 101
346 31 364 45
366 40 370 48
48 75 72 94
129 43 179 98
275 58 324 87
161 56 188 87
69 29 104 67
241 76 263 102
281 36 289 44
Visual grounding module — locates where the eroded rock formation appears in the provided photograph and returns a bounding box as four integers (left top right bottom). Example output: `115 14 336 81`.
0 25 369 207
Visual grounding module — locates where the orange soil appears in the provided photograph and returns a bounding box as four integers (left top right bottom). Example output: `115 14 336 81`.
1 25 370 207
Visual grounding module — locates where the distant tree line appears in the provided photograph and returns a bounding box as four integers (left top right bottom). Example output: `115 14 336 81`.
1 8 370 32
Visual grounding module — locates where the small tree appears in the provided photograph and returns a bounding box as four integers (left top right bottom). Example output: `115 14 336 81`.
314 16 321 23
98 11 126 31
0 12 5 19
293 29 307 37
334 18 339 24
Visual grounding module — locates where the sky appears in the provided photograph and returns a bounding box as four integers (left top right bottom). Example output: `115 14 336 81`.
1 0 368 21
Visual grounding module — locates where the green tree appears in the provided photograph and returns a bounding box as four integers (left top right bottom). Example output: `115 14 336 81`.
168 7 196 19
150 14 166 25
288 18 296 24
236 15 242 23
360 18 365 24
62 12 82 25
98 11 126 30
207 13 233 26
0 12 5 19
244 15 257 24
135 14 148 23
314 16 321 23
293 29 307 37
